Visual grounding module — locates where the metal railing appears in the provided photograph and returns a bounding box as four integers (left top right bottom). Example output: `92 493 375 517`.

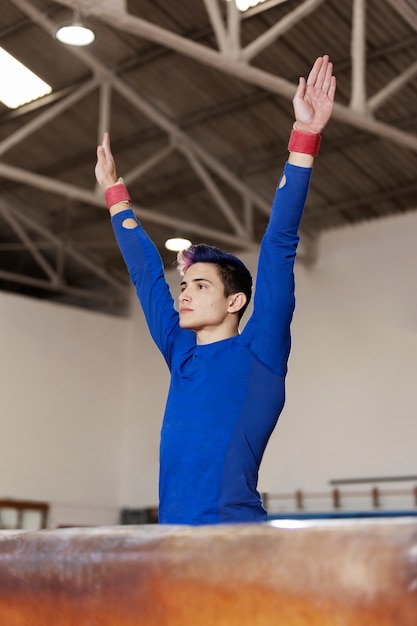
263 476 417 515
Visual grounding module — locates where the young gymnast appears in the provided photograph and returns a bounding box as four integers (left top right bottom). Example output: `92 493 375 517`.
95 55 336 524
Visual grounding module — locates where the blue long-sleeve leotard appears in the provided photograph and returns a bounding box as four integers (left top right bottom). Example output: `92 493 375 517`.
111 162 312 524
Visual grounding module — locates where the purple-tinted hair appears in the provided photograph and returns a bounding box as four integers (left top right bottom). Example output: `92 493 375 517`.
177 243 252 320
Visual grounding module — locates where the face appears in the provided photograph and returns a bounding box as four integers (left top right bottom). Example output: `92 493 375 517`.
178 262 233 333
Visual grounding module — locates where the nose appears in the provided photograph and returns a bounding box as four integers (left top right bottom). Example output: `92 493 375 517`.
179 287 191 303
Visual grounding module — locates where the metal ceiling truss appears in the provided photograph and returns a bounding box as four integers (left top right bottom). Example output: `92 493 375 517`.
52 0 417 150
2 0 417 304
0 196 127 303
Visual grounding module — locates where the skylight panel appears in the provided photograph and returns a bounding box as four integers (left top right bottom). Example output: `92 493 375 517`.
0 47 52 109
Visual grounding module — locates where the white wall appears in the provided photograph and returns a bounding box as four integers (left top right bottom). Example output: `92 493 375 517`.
119 295 169 509
1 209 416 526
0 292 129 528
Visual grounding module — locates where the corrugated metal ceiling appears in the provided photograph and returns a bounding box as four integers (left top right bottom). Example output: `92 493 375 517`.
0 0 416 314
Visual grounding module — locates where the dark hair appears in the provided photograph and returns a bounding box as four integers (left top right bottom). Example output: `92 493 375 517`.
177 243 252 321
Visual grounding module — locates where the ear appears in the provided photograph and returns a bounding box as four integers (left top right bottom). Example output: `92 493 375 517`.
227 292 247 315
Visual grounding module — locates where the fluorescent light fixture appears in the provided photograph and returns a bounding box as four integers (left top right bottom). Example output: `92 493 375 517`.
165 237 192 252
56 22 95 46
0 47 52 109
234 0 289 13
235 0 267 11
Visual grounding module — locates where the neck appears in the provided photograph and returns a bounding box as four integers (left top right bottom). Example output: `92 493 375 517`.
195 325 239 345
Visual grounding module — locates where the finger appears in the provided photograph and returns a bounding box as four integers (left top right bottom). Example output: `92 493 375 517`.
328 75 337 102
102 132 111 155
306 56 323 86
314 55 330 89
293 76 306 101
321 61 334 94
96 145 105 161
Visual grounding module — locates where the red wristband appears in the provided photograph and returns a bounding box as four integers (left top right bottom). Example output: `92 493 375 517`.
104 183 131 210
288 129 321 156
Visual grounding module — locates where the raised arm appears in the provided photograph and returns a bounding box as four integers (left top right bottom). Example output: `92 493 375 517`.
95 133 180 366
246 56 336 372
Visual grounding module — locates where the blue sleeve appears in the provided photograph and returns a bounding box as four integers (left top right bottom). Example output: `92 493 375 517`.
243 162 312 373
111 209 179 367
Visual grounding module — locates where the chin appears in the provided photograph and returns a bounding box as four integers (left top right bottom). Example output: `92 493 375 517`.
179 318 193 329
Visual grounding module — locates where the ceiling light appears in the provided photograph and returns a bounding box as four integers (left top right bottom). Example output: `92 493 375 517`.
233 0 290 14
56 15 95 47
0 47 52 109
235 0 267 11
165 237 192 252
